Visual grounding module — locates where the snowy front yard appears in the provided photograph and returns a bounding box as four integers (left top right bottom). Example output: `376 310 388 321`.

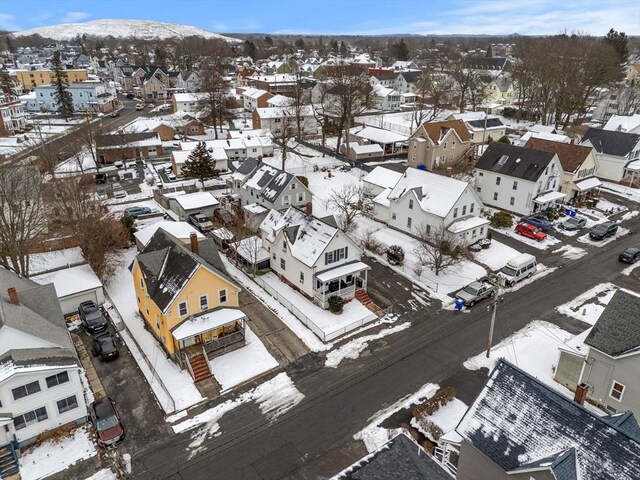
473 239 520 271
555 283 618 325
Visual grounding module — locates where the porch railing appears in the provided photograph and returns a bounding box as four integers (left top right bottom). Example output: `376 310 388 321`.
434 446 458 478
202 328 245 359
313 284 356 307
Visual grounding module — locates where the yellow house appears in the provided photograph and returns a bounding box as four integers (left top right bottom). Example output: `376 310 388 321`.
131 228 246 381
13 69 89 90
482 76 515 107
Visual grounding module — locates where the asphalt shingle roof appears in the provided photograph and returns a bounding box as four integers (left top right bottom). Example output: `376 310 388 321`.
456 360 640 480
584 289 640 357
475 143 556 181
525 137 593 173
581 128 640 157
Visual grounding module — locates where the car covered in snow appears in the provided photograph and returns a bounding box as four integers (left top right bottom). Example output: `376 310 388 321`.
455 277 497 307
515 222 548 242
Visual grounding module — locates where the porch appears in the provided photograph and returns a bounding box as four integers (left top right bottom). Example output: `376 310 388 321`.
313 261 369 309
533 190 566 212
572 176 602 199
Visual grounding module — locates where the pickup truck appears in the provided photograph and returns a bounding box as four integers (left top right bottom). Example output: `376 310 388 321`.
455 277 497 307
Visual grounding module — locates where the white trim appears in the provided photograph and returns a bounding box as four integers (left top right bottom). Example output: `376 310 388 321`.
178 301 188 317
609 380 625 402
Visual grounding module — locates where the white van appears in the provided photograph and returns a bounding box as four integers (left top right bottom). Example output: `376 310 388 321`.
498 253 537 287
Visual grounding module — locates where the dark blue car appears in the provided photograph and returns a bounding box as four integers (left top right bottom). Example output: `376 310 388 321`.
520 215 552 232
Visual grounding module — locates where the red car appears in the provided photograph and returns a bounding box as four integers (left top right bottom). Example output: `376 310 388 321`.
515 222 547 241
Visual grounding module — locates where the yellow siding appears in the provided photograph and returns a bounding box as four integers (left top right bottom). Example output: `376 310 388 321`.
14 70 89 89
131 262 240 355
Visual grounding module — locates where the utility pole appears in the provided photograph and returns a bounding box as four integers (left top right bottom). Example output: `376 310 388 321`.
486 287 503 358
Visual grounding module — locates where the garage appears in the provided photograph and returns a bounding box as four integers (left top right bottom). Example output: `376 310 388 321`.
32 264 105 315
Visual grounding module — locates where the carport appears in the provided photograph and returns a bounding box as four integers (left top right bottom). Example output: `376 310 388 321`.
32 264 104 315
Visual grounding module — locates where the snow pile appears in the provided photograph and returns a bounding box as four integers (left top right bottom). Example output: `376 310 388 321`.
555 283 617 325
85 470 117 480
325 323 410 368
577 226 629 246
474 240 520 271
502 264 557 293
552 244 587 260
19 426 97 480
410 398 468 441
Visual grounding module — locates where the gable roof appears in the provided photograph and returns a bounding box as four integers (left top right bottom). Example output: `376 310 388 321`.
466 118 505 130
476 143 557 181
387 167 471 218
135 229 236 312
333 433 450 480
603 113 640 133
581 128 640 157
399 71 420 83
418 120 472 144
524 138 593 173
456 360 640 480
584 289 640 357
242 163 303 203
96 132 160 149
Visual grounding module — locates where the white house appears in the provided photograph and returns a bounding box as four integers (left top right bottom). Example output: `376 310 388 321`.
580 128 640 182
172 92 207 113
31 265 104 316
0 269 87 456
475 143 565 215
377 167 489 244
241 87 272 111
371 84 401 111
603 114 640 134
175 71 201 93
236 162 312 210
252 105 318 136
361 166 403 197
260 206 369 309
171 148 229 176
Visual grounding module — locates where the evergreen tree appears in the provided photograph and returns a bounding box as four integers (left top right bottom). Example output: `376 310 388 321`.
243 40 258 60
394 39 410 61
51 51 74 118
294 38 306 50
181 142 219 187
604 28 629 65
339 41 348 57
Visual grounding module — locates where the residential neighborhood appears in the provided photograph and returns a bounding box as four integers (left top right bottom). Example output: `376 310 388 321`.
0 4 640 480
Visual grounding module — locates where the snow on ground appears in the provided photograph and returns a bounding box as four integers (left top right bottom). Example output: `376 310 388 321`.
85 469 117 480
258 272 377 341
600 181 640 203
552 244 588 260
263 143 346 175
502 264 557 293
576 226 629 247
464 320 573 392
492 226 561 250
473 240 520 271
596 198 628 213
55 151 97 175
173 372 304 458
622 262 640 276
410 398 468 441
621 210 640 221
555 283 617 325
29 246 84 274
19 426 97 480
208 325 279 392
325 323 410 368
354 383 439 452
107 199 160 215
105 247 204 413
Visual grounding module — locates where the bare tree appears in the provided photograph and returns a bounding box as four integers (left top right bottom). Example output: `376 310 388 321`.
411 69 453 129
413 225 467 276
198 61 234 139
310 83 334 157
269 106 315 170
0 164 48 277
325 183 370 233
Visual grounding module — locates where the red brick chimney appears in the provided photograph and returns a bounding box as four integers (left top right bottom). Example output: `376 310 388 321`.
305 202 313 217
570 138 575 145
7 288 19 305
446 167 453 177
574 383 589 405
190 233 199 255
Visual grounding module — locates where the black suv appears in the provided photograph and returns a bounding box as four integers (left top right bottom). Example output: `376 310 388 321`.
589 222 618 241
91 333 119 361
78 301 108 334
95 173 107 184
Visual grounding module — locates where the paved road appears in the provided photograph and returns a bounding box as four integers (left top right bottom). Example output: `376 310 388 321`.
130 211 640 479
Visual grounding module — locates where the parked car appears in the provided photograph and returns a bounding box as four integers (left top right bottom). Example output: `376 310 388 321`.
91 333 119 361
95 172 107 184
498 253 537 287
520 215 552 232
109 111 120 117
619 247 640 264
123 206 152 218
189 213 214 233
515 222 548 241
112 182 126 199
89 397 124 447
135 103 144 110
589 222 618 241
167 172 177 181
455 277 497 307
113 161 125 169
559 216 587 231
125 93 134 99
78 301 108 334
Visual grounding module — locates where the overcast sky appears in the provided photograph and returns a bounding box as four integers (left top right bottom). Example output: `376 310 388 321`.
1 0 639 36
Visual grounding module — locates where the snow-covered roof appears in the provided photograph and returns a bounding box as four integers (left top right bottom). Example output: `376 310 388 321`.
316 261 368 283
388 168 470 218
260 207 342 267
242 87 270 100
173 92 207 103
351 143 383 154
243 203 268 214
180 138 246 152
31 264 103 298
212 228 234 241
362 166 403 190
134 221 203 247
372 84 400 97
171 308 246 341
350 126 408 144
267 94 294 107
254 105 315 119
174 192 219 211
533 191 565 204
242 163 297 203
232 236 271 263
372 187 393 207
519 131 570 145
574 177 602 192
603 114 640 133
447 216 490 234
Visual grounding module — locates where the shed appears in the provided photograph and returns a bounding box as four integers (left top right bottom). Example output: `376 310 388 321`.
169 192 220 221
31 264 104 315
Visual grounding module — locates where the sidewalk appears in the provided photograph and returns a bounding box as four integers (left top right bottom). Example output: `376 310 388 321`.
71 333 106 400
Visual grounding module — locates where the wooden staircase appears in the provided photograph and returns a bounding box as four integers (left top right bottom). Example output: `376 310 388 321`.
188 354 213 383
0 443 19 479
355 289 384 317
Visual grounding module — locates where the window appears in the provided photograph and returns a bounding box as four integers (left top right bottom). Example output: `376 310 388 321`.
13 407 47 430
57 395 78 414
272 253 276 260
12 381 41 400
425 224 431 235
282 242 287 253
409 199 414 209
452 141 456 149
156 315 160 330
496 177 501 186
199 295 208 311
299 272 304 283
140 277 144 287
280 259 286 270
407 217 412 228
297 193 304 202
325 247 348 265
610 381 625 401
493 192 499 201
178 302 188 316
545 167 549 175
391 212 397 220
510 197 515 206
462 205 467 215
470 203 475 213
513 181 518 190
46 372 69 388
453 208 458 218
443 142 447 149
478 171 483 177
219 289 228 303
477 187 482 192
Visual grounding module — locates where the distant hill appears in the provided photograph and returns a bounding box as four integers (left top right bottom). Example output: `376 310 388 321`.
12 19 241 42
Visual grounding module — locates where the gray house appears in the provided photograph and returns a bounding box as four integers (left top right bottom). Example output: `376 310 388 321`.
440 360 640 480
555 288 640 417
236 162 312 211
580 127 640 182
